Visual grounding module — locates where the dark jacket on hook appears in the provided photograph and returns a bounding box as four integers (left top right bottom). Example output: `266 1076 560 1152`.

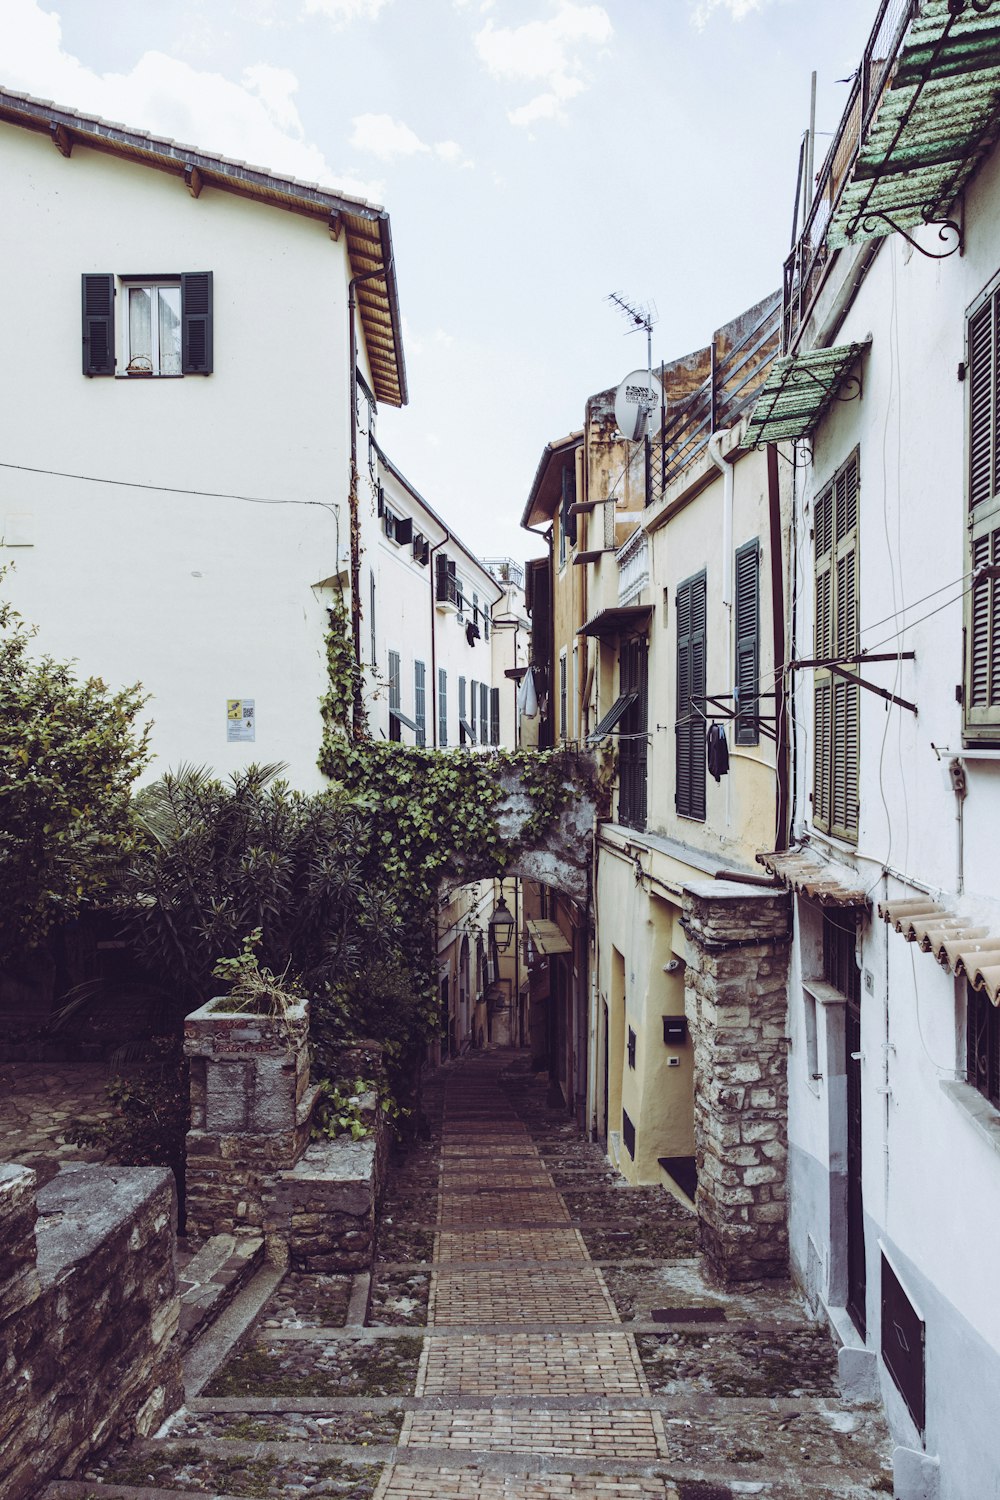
707 722 729 782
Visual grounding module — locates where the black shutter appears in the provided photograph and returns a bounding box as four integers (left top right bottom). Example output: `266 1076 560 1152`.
480 682 489 745
81 274 115 376
396 516 414 545
735 539 760 746
676 573 707 820
490 686 500 745
181 271 213 374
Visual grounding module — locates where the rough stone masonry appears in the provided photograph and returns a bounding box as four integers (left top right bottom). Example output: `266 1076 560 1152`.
683 879 793 1282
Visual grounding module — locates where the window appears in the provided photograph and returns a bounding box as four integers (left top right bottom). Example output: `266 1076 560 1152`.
814 451 860 841
965 275 1000 740
967 980 1000 1109
490 686 500 746
369 570 376 668
388 650 401 742
439 668 448 747
436 554 458 607
480 682 489 746
459 677 476 745
735 538 760 746
619 636 648 830
414 660 426 747
82 271 213 376
559 463 577 568
675 571 707 820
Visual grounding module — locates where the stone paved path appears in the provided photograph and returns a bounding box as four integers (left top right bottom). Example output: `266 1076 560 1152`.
0 1062 111 1184
49 1050 892 1500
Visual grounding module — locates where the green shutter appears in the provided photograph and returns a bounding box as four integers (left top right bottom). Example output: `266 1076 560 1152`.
676 572 706 821
181 271 213 374
814 450 859 840
82 274 115 376
439 668 448 747
414 660 426 747
965 279 1000 740
490 686 500 745
734 539 760 746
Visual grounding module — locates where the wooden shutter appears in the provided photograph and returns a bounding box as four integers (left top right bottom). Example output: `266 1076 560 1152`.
181 271 213 374
388 649 401 742
675 572 706 820
734 538 760 746
414 660 426 747
439 668 448 747
81 274 115 375
480 682 489 745
966 281 1000 739
814 451 859 840
490 686 500 745
619 636 648 830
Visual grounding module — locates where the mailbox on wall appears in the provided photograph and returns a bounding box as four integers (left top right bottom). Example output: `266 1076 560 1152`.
662 1015 688 1046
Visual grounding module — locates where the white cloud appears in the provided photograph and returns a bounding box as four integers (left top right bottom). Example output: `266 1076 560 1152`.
0 0 382 200
350 112 429 160
350 113 473 167
302 0 391 23
473 0 612 127
690 0 771 27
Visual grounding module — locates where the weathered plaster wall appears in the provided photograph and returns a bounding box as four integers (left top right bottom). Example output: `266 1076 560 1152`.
0 1162 182 1500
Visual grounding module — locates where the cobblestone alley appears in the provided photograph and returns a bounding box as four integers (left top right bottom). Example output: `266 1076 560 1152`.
44 1052 892 1500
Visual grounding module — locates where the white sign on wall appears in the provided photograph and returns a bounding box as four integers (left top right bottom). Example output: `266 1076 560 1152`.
227 699 255 742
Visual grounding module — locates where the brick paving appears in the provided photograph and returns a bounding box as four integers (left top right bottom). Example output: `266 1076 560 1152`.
50 1048 893 1500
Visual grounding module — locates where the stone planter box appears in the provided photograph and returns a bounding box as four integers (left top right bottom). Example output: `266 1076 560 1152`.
184 996 317 1242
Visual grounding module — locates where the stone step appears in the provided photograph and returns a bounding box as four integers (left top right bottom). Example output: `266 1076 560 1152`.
176 1233 265 1344
182 1260 286 1399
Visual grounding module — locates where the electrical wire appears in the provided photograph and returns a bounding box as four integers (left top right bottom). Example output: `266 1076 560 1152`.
0 459 340 516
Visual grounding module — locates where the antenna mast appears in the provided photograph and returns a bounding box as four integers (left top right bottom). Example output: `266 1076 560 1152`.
607 290 656 386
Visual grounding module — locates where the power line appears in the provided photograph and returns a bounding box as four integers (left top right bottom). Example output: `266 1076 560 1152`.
0 460 340 515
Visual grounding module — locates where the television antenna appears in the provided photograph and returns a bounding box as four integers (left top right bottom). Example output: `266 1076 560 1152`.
607 292 661 443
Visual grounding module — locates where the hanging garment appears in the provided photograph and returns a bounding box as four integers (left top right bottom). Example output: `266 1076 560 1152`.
707 722 730 782
517 667 539 719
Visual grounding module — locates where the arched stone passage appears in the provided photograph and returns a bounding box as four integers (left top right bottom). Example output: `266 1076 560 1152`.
438 752 600 902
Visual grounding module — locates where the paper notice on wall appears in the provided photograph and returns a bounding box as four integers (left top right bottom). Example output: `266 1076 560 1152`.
227 699 255 742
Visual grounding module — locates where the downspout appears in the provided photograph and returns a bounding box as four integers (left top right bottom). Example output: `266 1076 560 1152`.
428 528 451 747
767 443 791 851
348 259 393 739
708 430 734 828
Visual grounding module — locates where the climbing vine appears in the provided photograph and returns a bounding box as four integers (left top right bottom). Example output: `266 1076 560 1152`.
318 733 584 1042
319 589 362 742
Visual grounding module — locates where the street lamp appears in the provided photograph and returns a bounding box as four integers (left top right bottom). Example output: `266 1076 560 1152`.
489 886 515 953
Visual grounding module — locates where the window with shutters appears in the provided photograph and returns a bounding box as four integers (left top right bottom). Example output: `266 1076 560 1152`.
734 538 760 746
82 272 213 376
480 682 489 746
965 274 1000 741
967 980 1000 1109
490 686 500 746
388 650 401 742
675 571 707 821
414 660 426 747
618 635 648 831
559 463 576 568
439 669 448 747
814 451 860 842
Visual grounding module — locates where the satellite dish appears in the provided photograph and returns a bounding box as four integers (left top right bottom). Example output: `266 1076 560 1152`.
614 369 663 442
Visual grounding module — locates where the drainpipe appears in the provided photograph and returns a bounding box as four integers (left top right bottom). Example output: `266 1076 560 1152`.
767 443 790 852
708 430 734 828
348 259 393 739
428 527 451 748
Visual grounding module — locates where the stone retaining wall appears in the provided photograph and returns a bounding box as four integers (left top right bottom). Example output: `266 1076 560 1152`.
683 880 792 1282
0 1161 182 1500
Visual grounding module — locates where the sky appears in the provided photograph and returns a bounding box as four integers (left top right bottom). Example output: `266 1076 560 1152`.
2 0 878 562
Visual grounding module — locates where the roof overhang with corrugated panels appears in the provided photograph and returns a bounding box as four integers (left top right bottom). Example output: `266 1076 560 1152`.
880 896 1000 1004
741 342 871 448
829 0 1000 251
526 919 572 956
0 88 407 408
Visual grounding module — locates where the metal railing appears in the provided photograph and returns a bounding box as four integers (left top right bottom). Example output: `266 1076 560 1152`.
647 292 781 504
782 0 918 352
483 557 525 590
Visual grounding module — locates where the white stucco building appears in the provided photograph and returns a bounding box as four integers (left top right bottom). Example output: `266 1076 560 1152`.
744 6 1000 1495
0 88 405 790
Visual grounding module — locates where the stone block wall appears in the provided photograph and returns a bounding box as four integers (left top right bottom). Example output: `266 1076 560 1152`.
0 1162 182 1500
184 997 317 1239
683 880 792 1282
264 1108 388 1273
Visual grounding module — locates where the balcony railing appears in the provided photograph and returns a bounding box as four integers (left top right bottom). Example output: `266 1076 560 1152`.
616 529 649 606
483 557 525 590
783 0 917 352
646 292 781 505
